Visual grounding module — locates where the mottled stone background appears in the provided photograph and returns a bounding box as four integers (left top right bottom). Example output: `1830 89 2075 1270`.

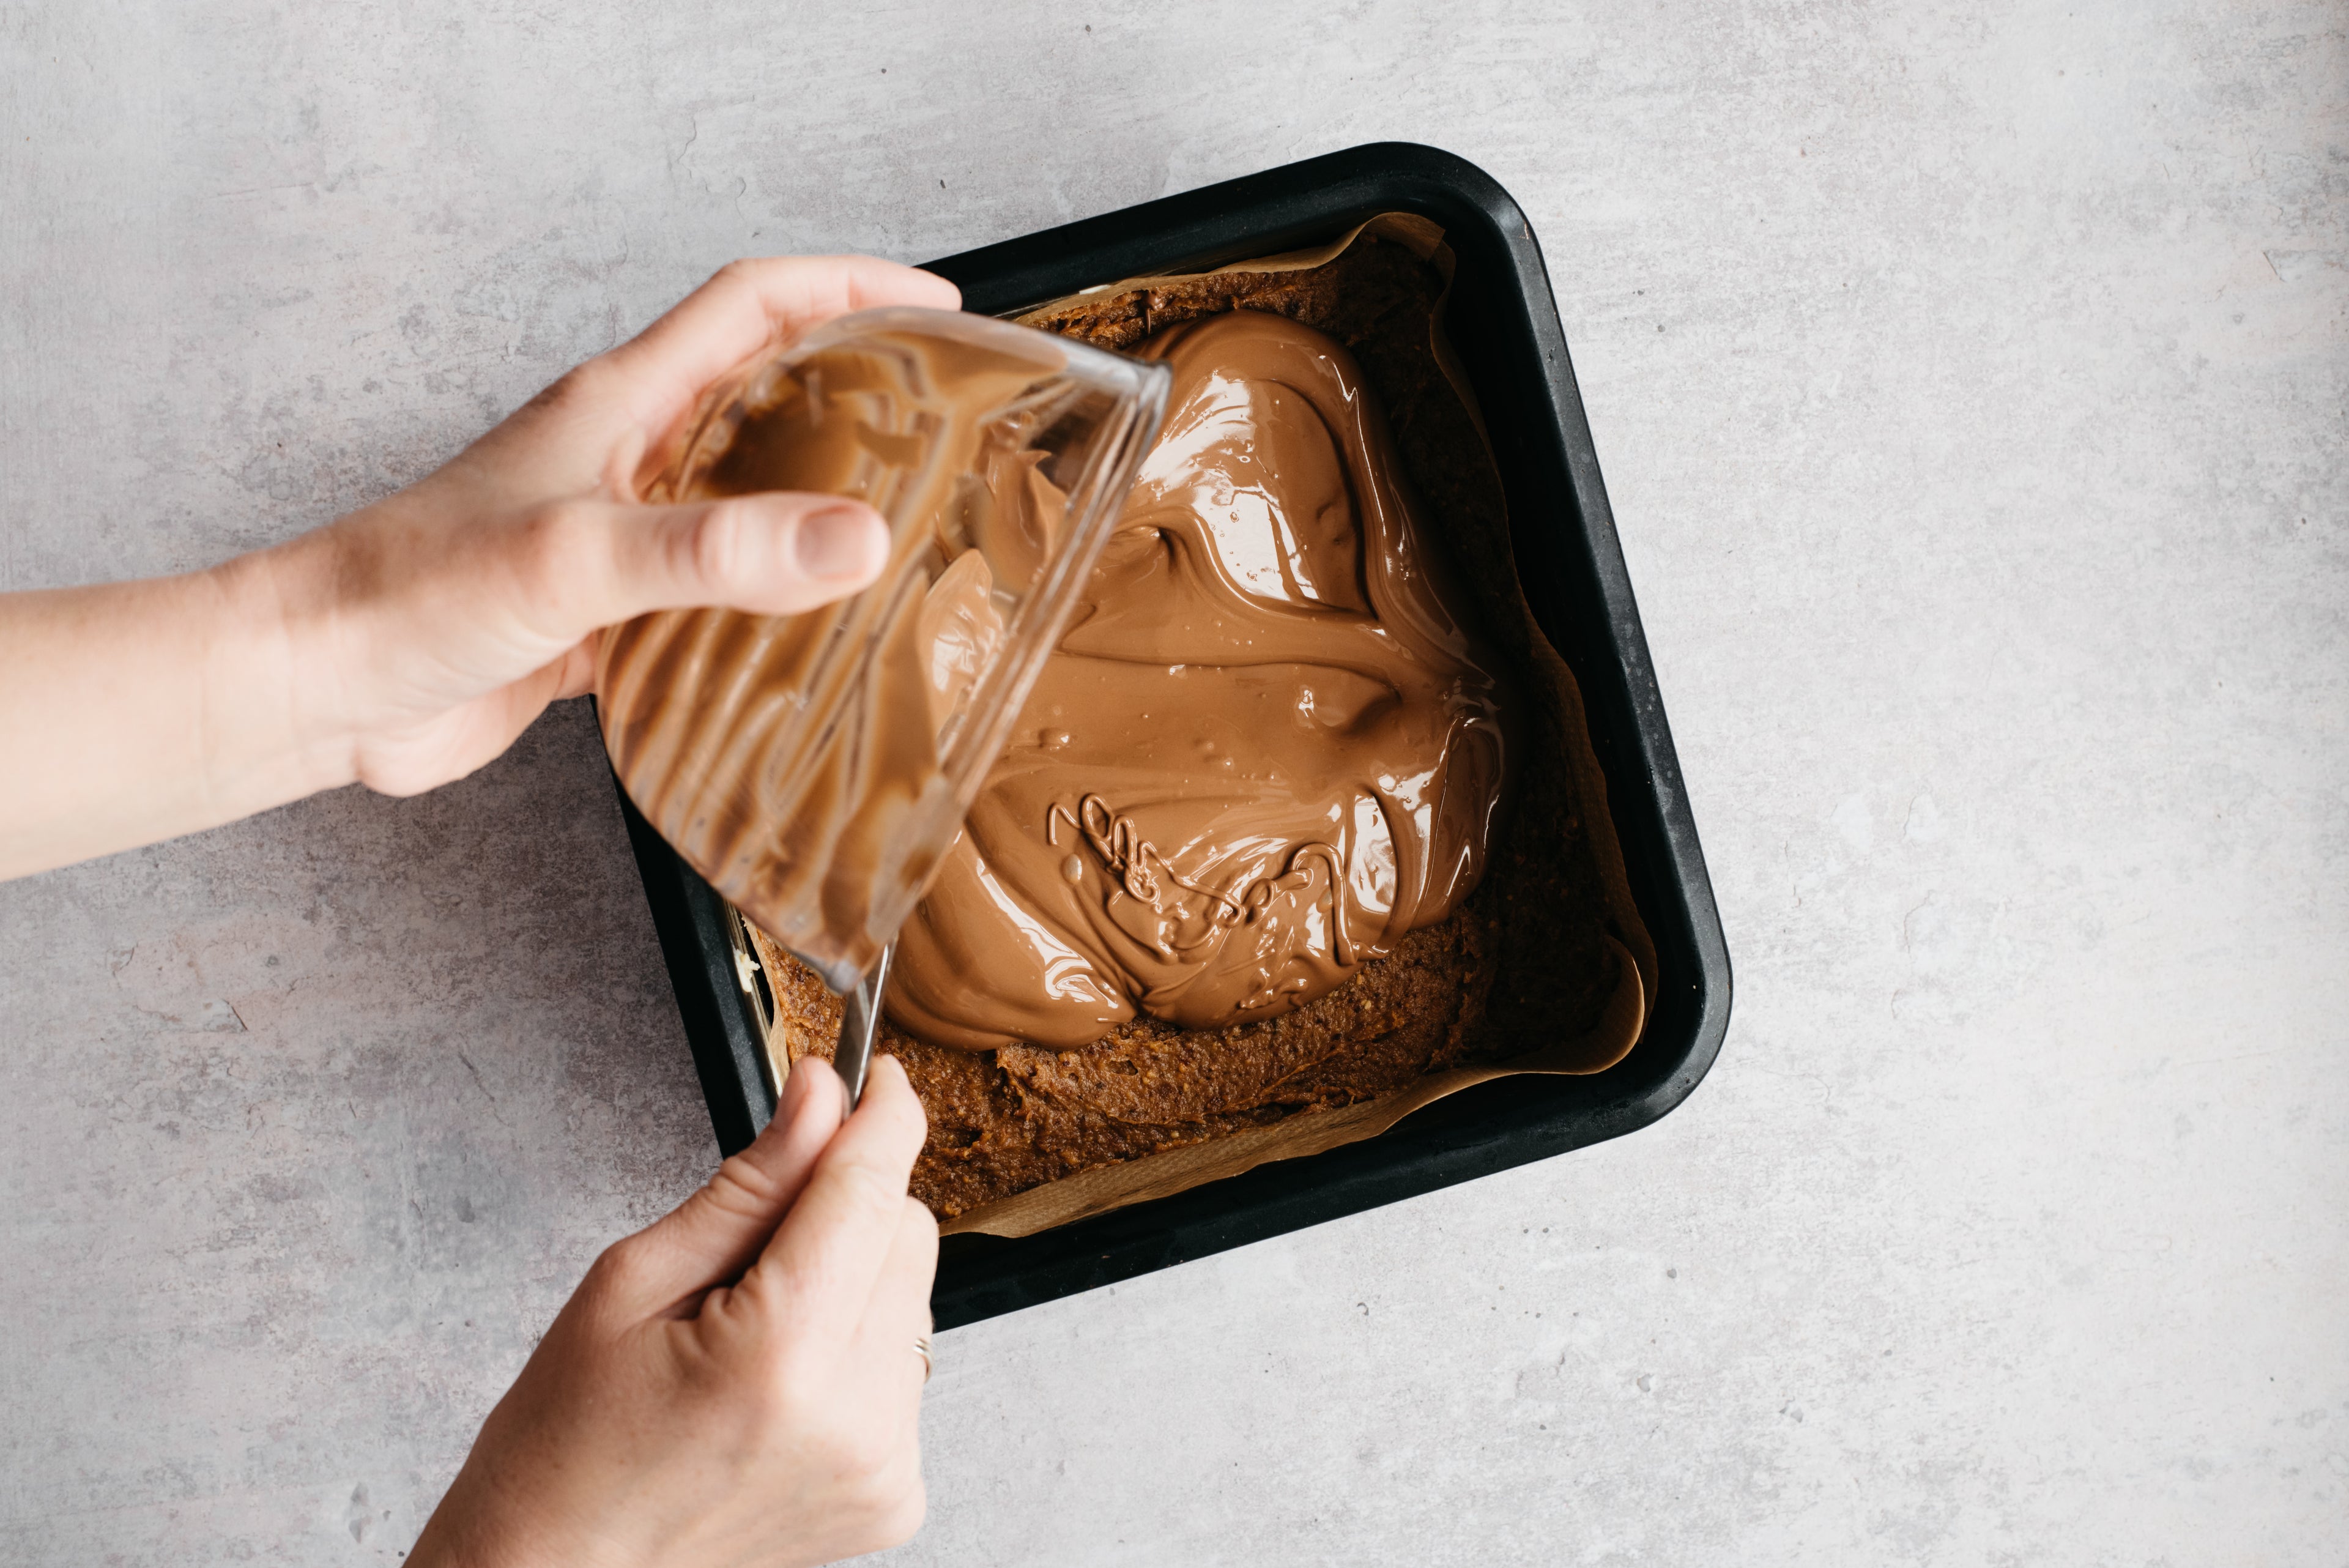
2 2 2343 1563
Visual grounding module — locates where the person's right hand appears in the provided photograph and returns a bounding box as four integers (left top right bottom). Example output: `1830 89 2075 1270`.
407 1054 938 1568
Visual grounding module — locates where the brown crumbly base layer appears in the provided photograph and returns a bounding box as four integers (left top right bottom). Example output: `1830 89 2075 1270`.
755 902 1535 1219
759 236 1618 1220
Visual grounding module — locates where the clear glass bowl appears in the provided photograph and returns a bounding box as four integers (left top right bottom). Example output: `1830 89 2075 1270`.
596 307 1171 994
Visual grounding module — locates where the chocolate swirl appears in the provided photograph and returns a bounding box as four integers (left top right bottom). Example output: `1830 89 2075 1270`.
888 311 1513 1050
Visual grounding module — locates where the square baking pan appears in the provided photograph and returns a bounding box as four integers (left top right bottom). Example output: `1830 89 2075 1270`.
610 141 1732 1331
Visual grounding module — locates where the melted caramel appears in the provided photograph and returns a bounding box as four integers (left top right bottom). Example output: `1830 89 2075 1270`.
888 311 1513 1050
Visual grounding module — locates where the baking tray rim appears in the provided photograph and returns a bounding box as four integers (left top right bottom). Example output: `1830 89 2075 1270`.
609 139 1732 1331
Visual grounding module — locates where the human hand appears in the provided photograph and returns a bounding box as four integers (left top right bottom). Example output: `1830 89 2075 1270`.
409 1055 938 1568
0 255 959 878
244 255 962 798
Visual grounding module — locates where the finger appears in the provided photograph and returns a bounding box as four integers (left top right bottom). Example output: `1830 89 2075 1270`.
742 1055 930 1352
468 257 960 500
525 491 891 639
847 1197 940 1417
603 1057 847 1320
834 1200 937 1535
601 256 962 437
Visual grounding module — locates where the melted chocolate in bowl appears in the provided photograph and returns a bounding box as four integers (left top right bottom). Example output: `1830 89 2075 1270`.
888 311 1515 1050
595 308 1168 992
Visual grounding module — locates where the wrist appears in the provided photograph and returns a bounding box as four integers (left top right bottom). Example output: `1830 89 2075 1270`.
408 1459 625 1568
0 557 348 879
195 543 363 804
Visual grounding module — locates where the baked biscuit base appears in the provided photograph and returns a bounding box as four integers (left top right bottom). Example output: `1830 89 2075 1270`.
751 232 1620 1221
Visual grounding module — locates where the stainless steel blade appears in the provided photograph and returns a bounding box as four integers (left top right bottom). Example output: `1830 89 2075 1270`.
833 942 895 1112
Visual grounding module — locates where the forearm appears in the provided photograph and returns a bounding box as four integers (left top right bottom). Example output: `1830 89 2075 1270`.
0 257 952 885
0 554 344 879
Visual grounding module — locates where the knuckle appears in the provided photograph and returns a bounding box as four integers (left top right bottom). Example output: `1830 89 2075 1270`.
584 1235 651 1299
746 1337 822 1412
711 256 766 292
677 499 750 589
529 357 616 418
827 1425 908 1500
700 1149 785 1220
510 500 605 611
519 498 598 570
737 1359 815 1432
855 1486 927 1553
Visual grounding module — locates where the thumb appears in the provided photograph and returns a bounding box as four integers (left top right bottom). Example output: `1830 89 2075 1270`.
598 1057 848 1321
538 491 891 636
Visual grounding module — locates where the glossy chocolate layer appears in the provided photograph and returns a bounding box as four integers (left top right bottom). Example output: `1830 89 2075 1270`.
888 311 1513 1050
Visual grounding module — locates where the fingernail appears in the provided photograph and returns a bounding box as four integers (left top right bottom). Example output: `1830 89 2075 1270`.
793 503 883 579
777 1054 818 1130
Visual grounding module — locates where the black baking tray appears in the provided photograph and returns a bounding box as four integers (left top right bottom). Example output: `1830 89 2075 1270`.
611 142 1731 1331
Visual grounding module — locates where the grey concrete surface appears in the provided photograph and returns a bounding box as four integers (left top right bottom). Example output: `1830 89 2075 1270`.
3 1 2343 1562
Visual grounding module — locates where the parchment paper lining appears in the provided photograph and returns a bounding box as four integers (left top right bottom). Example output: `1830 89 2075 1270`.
730 215 1655 1240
